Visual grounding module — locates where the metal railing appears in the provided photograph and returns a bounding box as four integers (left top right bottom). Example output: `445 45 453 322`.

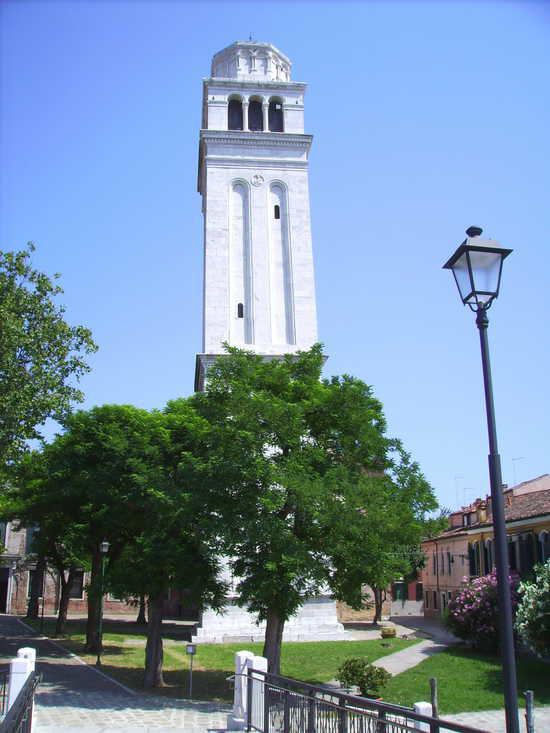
246 669 489 733
0 672 40 733
0 671 8 720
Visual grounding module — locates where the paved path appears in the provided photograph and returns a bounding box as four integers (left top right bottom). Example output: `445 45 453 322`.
0 615 229 732
442 706 550 733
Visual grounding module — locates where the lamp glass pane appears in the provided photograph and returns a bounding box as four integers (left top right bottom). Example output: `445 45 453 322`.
451 252 472 302
468 250 502 297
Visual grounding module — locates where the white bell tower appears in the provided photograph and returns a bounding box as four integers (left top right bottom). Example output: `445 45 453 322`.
195 40 318 389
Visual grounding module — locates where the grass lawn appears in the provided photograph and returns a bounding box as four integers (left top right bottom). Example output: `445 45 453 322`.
25 617 418 701
383 645 550 714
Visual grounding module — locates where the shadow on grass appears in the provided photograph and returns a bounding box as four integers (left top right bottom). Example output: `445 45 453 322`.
96 665 233 702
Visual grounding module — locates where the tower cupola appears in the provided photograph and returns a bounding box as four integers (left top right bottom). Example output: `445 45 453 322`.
211 41 291 82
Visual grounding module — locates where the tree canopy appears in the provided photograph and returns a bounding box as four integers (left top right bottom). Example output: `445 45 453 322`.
0 244 97 469
193 345 438 672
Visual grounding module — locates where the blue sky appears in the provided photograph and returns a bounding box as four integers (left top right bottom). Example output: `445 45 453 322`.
1 1 549 510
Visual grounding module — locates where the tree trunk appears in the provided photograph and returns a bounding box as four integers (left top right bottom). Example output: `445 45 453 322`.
144 593 165 688
372 586 386 625
136 594 147 625
55 567 76 637
26 557 46 619
263 610 285 675
85 550 101 652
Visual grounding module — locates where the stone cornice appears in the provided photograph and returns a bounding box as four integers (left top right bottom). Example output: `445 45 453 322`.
200 130 313 149
204 78 307 93
205 158 308 170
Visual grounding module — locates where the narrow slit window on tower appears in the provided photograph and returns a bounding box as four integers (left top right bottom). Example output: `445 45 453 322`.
274 205 280 220
228 99 244 130
237 302 244 318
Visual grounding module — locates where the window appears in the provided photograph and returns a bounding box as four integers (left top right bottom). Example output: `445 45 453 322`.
25 525 39 554
69 571 84 599
237 302 244 318
425 591 430 609
268 99 284 132
0 522 6 546
248 100 263 131
433 590 438 610
440 553 445 575
228 99 243 130
432 553 437 574
447 552 452 574
27 568 45 599
274 205 280 220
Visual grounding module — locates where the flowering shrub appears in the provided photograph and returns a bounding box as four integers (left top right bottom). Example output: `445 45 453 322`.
515 560 550 656
445 570 519 651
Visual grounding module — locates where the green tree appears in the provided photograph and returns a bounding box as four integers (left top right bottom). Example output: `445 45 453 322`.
2 449 88 635
0 244 97 470
108 399 226 687
6 405 169 652
194 345 437 672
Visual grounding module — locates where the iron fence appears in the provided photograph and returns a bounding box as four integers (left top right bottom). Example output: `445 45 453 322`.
246 669 489 733
0 672 40 733
0 670 8 720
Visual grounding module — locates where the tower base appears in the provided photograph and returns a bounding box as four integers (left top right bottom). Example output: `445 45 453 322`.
192 596 348 644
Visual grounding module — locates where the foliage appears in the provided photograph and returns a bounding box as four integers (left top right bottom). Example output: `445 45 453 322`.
515 560 550 656
193 344 438 671
337 657 391 696
445 570 520 651
0 244 97 468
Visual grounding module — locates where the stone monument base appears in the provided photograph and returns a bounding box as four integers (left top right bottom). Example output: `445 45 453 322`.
192 596 348 643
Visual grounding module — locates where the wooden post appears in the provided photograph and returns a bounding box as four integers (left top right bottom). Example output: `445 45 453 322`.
429 678 439 719
525 690 535 733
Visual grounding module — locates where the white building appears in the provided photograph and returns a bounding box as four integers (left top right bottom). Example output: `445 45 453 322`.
192 41 346 643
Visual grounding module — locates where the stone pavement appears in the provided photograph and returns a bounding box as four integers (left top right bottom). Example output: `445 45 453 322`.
442 706 550 733
0 615 229 732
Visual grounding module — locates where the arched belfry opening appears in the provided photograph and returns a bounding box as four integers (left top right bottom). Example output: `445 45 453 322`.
248 99 263 131
228 97 243 130
268 98 284 132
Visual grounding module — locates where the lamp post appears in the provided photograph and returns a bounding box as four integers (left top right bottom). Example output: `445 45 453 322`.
96 540 110 666
443 226 518 733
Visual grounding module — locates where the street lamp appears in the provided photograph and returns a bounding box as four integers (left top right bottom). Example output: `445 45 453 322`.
96 540 110 666
443 226 518 733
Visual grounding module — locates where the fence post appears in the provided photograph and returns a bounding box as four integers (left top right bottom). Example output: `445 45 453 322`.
246 668 253 732
429 678 438 721
283 689 290 733
525 690 535 733
263 676 270 733
338 696 347 733
228 651 255 731
413 702 433 733
307 690 315 733
7 649 34 710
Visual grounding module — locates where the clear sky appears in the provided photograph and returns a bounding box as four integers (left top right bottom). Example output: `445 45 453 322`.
1 1 549 511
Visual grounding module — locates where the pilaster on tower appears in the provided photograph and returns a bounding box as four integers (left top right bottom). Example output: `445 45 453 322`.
195 40 319 391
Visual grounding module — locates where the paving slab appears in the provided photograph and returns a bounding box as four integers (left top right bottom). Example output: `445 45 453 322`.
442 705 550 733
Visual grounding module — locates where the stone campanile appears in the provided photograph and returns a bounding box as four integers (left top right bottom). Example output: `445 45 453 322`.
195 40 318 389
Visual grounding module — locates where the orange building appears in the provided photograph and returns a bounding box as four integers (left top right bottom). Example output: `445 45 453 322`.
421 474 550 617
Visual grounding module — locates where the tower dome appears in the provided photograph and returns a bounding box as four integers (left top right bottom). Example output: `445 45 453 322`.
211 41 291 82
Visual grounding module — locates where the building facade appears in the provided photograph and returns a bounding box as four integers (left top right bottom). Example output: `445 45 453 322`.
421 474 550 617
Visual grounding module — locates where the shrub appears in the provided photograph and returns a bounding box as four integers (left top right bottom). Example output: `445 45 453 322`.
515 560 550 656
445 570 520 651
337 657 391 697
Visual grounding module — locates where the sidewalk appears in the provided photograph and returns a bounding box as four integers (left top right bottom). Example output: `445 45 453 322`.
0 615 229 732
